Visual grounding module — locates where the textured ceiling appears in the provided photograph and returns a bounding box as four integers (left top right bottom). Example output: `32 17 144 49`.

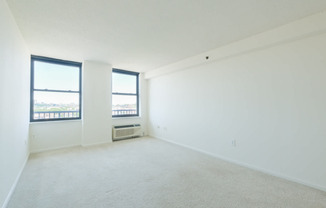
6 0 326 72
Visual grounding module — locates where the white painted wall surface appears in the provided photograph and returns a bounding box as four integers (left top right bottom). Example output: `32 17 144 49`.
148 28 326 191
112 73 148 136
0 1 30 207
82 61 112 146
29 121 82 152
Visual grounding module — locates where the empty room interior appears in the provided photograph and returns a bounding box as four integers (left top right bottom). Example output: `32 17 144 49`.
1 0 326 207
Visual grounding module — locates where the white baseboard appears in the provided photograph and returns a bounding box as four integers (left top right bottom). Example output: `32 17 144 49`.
31 144 80 154
151 135 326 193
31 140 114 153
81 140 112 147
2 153 29 208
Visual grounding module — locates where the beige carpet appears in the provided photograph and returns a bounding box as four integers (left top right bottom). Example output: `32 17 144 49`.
8 137 326 208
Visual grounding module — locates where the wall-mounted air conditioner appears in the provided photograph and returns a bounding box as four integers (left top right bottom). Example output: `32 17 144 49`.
112 124 142 141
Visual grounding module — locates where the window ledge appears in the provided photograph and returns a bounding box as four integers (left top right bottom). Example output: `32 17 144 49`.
29 119 82 125
112 116 142 120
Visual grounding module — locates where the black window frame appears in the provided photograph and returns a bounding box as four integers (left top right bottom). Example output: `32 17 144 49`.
112 68 139 117
30 55 82 122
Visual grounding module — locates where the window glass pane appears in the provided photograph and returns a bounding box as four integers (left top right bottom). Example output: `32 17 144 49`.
112 72 137 94
34 61 79 91
112 95 137 116
33 91 80 120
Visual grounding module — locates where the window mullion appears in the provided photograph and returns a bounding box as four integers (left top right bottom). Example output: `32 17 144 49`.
112 92 137 96
34 89 80 93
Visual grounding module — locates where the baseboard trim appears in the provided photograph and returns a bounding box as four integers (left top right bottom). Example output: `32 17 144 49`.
151 135 326 193
2 153 29 208
81 140 112 147
31 140 114 153
31 144 80 154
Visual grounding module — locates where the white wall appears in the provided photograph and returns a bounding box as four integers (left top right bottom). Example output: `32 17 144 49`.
148 25 326 191
29 121 82 152
82 61 112 146
0 1 30 207
112 73 148 136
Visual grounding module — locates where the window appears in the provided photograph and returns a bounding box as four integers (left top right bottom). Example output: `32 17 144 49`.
30 55 82 122
112 69 139 117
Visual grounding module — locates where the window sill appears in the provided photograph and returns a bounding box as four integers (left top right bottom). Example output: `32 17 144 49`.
29 119 82 125
112 116 142 120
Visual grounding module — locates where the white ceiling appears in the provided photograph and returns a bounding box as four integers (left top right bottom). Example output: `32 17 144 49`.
6 0 326 72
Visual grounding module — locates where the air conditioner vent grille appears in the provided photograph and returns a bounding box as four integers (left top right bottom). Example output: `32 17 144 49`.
112 124 141 141
116 128 134 138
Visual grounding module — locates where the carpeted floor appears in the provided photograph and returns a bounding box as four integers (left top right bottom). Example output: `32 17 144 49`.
8 137 326 208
